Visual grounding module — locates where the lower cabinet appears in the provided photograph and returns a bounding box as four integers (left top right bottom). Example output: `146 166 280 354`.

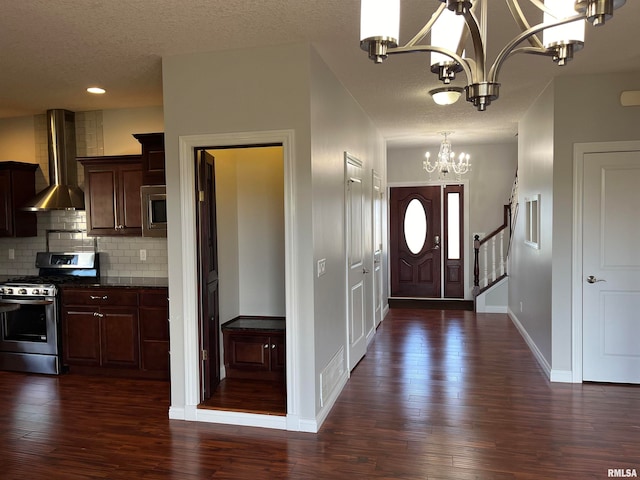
222 317 285 382
62 286 168 379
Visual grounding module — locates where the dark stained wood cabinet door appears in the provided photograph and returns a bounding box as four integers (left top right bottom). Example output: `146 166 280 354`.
100 307 140 369
0 170 12 236
63 307 101 366
119 164 142 234
85 168 118 234
0 162 37 237
79 156 142 236
271 333 286 373
390 186 441 297
139 289 169 379
226 334 270 372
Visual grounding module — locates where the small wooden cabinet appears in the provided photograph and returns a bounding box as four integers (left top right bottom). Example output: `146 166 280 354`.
139 289 170 379
78 155 142 236
222 317 285 382
61 286 169 379
0 162 38 237
133 133 165 185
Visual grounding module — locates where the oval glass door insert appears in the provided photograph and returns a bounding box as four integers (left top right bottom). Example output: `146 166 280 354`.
404 198 428 254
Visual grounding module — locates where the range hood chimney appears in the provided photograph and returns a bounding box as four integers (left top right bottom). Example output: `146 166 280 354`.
22 109 85 211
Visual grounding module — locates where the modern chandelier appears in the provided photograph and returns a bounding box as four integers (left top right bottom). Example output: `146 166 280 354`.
423 132 471 180
360 0 626 111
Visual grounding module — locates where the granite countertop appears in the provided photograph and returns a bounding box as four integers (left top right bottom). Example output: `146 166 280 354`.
59 277 169 289
221 316 285 332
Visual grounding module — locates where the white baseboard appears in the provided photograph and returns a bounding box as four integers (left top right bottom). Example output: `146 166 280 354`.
507 308 552 379
313 370 349 433
550 370 575 383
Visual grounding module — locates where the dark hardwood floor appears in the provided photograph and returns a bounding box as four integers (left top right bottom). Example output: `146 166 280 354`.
199 377 286 415
1 308 639 479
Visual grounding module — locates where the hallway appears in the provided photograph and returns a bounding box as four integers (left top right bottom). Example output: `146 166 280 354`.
1 309 638 478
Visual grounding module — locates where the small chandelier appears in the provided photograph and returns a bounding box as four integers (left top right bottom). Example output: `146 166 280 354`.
360 0 626 111
423 132 471 180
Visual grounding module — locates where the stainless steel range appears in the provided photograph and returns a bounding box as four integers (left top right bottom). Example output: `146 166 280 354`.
0 252 99 375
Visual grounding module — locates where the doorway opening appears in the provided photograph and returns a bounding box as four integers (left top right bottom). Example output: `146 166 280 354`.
389 184 466 300
195 144 286 415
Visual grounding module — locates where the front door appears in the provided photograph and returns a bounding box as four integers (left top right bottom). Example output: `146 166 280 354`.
582 149 640 383
390 186 441 297
196 149 220 400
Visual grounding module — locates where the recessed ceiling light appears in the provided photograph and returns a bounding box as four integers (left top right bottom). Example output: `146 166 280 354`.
87 87 106 94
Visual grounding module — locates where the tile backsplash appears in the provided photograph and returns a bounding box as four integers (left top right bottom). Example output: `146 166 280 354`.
0 210 168 278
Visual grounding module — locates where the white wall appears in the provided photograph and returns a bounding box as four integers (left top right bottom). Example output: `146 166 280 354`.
387 142 517 293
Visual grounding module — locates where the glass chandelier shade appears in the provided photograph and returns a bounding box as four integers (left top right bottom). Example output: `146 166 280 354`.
430 8 466 72
543 0 585 65
423 132 471 180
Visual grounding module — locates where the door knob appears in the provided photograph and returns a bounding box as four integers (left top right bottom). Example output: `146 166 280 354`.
586 275 606 284
434 235 440 249
363 268 370 274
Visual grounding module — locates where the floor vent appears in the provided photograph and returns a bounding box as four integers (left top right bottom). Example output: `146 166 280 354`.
320 346 344 407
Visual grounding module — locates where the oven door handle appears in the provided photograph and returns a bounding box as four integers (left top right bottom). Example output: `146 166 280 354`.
0 298 55 306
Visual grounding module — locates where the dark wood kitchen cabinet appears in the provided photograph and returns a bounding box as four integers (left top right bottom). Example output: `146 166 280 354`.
139 289 170 379
222 317 285 382
0 162 38 237
62 288 139 371
61 286 169 379
78 155 142 236
133 133 165 185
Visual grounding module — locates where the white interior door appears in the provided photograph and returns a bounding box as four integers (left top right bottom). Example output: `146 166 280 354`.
346 153 367 371
582 149 640 383
372 171 383 328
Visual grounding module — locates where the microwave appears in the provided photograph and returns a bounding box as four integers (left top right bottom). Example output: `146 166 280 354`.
141 185 167 237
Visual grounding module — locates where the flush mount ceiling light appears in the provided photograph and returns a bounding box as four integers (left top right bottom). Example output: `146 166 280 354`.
429 86 464 105
360 0 626 111
423 132 471 180
87 87 106 94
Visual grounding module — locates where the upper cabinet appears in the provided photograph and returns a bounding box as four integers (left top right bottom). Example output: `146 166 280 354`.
133 133 165 185
0 162 38 237
78 155 142 236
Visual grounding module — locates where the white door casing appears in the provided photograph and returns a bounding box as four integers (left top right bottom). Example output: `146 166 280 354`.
573 141 640 384
345 153 367 371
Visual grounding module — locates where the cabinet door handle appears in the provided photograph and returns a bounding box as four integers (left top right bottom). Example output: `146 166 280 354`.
271 344 276 349
93 312 104 318
90 295 108 300
263 344 269 349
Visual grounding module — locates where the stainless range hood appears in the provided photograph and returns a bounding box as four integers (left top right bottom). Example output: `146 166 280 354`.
22 109 85 211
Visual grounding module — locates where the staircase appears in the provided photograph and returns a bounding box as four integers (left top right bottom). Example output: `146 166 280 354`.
473 171 518 312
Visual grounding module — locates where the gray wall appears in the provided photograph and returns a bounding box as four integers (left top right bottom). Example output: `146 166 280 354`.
162 42 386 424
511 70 640 376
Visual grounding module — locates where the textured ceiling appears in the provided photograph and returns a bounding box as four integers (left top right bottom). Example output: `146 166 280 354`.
1 1 638 148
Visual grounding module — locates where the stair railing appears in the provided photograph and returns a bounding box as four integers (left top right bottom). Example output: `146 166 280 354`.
473 205 511 296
